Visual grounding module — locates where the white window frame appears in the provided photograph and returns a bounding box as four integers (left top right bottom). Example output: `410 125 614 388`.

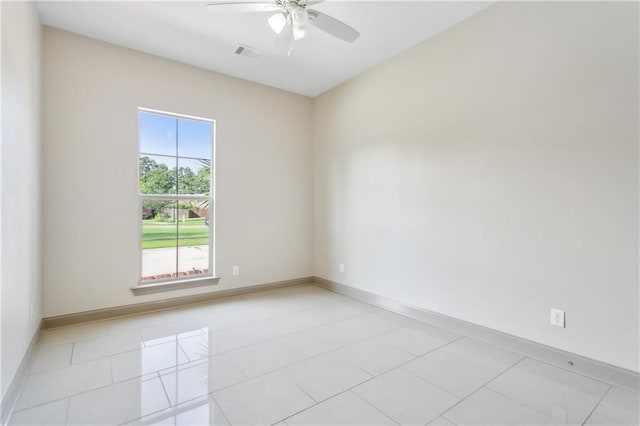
134 107 217 294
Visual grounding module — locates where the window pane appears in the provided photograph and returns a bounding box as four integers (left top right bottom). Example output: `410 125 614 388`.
139 111 177 157
141 200 177 281
177 157 210 195
178 118 212 159
139 155 177 195
176 199 210 278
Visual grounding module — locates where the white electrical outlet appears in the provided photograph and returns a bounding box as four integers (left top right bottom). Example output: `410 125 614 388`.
339 263 344 273
232 266 239 276
550 308 565 328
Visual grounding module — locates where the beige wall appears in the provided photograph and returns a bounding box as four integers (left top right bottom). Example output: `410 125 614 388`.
313 2 639 371
1 1 42 397
42 27 313 317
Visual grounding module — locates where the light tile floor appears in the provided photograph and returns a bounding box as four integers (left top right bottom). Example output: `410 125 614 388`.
8 285 639 425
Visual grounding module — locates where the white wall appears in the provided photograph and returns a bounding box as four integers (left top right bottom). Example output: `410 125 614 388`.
1 1 42 397
313 1 639 372
42 27 313 317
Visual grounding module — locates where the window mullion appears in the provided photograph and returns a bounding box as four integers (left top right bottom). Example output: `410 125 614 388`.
174 118 179 279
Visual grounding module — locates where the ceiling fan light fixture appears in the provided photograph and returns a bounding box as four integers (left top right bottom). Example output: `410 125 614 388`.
268 12 287 34
290 7 308 27
293 25 307 40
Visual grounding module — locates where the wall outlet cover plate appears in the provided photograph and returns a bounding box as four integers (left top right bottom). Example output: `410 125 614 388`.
550 308 565 328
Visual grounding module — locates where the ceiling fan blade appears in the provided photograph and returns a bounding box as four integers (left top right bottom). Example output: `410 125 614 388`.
206 2 280 13
274 20 294 56
307 9 359 42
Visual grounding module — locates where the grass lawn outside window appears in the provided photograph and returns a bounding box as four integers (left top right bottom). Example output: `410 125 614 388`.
142 217 209 249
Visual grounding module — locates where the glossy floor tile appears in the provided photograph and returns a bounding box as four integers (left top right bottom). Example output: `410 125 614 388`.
111 340 190 382
277 353 372 402
329 334 415 375
140 319 204 346
439 337 523 373
226 335 307 378
284 391 396 425
212 373 315 425
106 313 166 335
66 374 170 425
486 357 611 424
125 395 229 426
427 416 455 425
403 348 498 398
584 386 640 425
353 367 460 425
443 388 563 425
376 321 460 356
71 331 144 364
177 332 212 361
9 285 638 425
29 343 73 374
17 358 112 410
38 322 110 347
8 399 68 426
159 356 247 405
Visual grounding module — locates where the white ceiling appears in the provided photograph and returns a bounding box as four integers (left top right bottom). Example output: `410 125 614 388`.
36 1 492 97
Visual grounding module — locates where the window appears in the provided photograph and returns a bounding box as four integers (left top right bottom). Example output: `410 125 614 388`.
138 109 215 286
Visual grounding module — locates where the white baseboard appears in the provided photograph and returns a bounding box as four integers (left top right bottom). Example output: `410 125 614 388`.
314 276 639 391
1 321 42 426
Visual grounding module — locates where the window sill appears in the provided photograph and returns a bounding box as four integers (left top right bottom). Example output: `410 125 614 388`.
131 276 220 296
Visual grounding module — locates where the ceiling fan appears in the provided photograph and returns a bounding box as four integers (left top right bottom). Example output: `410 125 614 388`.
206 0 360 56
